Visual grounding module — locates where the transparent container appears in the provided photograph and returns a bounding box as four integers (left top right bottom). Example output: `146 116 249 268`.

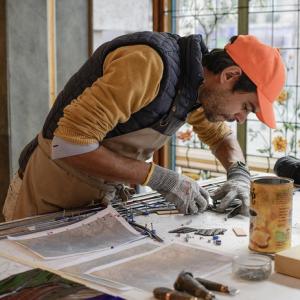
232 254 272 281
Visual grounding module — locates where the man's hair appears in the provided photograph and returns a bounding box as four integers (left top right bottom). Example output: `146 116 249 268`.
202 36 257 93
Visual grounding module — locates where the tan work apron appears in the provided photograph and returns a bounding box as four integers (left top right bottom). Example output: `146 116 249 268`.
3 128 170 221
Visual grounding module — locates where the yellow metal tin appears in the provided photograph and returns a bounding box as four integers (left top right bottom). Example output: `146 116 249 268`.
249 176 293 253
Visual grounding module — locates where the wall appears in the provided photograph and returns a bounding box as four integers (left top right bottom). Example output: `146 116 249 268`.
56 0 89 92
6 0 89 175
7 0 49 174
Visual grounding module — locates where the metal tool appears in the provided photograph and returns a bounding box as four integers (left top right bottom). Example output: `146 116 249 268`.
194 228 227 236
169 227 227 236
153 287 200 300
203 174 265 219
174 271 215 300
169 227 199 234
0 207 104 239
0 190 171 239
128 221 164 243
208 198 242 217
5 213 96 238
111 191 177 217
195 277 239 296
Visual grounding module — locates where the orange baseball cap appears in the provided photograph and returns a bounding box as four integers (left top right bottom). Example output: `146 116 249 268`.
225 35 286 128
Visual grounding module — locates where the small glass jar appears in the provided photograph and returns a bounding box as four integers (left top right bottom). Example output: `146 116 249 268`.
232 254 272 281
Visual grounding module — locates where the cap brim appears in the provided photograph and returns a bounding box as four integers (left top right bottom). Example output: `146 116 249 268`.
256 90 276 129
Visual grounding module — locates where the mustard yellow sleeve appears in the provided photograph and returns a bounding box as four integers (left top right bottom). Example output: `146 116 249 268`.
187 107 232 150
54 45 164 144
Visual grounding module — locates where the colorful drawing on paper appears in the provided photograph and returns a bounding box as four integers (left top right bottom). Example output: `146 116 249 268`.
0 268 110 300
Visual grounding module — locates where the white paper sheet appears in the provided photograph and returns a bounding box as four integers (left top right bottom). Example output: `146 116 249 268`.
60 240 160 290
8 206 143 259
86 242 233 292
62 240 159 274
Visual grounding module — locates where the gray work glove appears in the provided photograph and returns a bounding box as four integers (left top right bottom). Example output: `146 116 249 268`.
147 165 210 215
102 184 135 205
211 162 251 216
101 183 118 206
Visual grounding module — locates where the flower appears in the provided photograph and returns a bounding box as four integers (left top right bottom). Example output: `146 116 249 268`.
177 129 193 141
276 89 288 105
272 136 287 152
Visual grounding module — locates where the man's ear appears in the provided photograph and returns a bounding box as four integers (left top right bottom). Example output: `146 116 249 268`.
220 66 242 84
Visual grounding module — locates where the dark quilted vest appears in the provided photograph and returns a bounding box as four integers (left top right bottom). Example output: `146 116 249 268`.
18 31 208 173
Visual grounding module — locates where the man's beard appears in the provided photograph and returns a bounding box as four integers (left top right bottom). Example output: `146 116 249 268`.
198 86 234 122
198 86 221 122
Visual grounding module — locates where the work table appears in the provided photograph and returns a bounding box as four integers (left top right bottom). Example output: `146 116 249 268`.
0 178 299 300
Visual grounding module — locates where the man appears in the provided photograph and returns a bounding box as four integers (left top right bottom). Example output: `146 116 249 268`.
3 32 285 221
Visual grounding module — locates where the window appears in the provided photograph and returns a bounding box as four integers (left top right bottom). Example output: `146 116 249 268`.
165 0 299 178
93 0 152 50
247 0 300 171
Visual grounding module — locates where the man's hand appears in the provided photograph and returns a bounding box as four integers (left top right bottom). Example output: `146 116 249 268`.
211 162 251 216
147 165 210 214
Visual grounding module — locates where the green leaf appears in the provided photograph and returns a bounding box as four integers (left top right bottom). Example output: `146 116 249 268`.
257 148 270 154
283 123 296 131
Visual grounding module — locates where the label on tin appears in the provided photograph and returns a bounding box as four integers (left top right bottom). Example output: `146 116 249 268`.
249 177 293 253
